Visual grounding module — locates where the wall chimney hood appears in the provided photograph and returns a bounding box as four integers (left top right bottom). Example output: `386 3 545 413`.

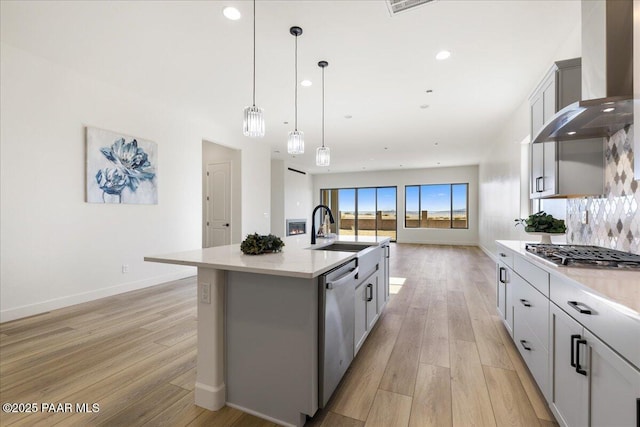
532 0 633 144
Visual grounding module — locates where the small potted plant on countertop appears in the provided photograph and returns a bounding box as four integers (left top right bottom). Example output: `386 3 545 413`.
240 233 285 255
515 211 566 244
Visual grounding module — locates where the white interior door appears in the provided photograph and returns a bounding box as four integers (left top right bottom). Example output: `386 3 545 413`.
205 162 231 247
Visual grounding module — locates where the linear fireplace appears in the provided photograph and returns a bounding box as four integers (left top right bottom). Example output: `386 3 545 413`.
286 219 307 236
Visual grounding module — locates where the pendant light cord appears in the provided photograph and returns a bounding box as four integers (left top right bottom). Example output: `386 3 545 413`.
321 66 325 148
294 34 298 131
252 0 256 107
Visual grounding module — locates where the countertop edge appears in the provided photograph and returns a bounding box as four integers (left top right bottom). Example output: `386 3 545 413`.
496 240 640 319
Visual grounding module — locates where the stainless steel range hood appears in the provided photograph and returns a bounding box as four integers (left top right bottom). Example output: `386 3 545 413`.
532 0 633 144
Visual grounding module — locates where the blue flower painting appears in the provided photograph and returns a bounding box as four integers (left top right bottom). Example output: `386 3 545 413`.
86 127 157 204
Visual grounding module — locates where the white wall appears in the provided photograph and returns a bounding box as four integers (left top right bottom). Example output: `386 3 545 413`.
477 21 581 258
0 44 271 322
313 166 479 245
271 159 313 237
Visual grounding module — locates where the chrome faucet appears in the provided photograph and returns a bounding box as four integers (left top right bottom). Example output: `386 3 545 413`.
311 204 335 245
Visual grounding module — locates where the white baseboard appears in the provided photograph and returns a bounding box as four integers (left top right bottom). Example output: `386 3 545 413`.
194 382 226 411
479 244 497 262
0 270 195 323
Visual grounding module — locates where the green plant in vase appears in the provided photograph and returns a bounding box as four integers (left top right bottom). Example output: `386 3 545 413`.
240 233 285 255
515 211 566 233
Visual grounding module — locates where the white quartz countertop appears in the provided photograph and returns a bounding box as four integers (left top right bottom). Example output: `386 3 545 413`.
145 235 391 279
496 240 640 316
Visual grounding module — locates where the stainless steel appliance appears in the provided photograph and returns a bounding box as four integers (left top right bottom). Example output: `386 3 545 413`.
318 259 358 407
525 244 640 269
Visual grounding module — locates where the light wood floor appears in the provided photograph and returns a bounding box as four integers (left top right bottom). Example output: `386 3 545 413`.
0 244 558 427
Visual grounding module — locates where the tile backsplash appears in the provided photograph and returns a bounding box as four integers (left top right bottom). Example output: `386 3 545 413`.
566 126 639 254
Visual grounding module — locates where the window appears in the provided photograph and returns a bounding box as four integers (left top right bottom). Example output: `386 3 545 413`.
405 183 468 229
320 187 397 241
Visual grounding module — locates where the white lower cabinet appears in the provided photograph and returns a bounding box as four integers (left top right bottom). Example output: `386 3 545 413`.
354 269 380 356
496 259 513 335
550 303 640 427
512 273 550 400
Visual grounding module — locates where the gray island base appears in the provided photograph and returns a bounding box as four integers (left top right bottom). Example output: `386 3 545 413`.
145 235 390 427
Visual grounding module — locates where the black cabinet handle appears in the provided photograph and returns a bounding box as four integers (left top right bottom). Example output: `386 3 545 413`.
635 398 639 427
499 267 507 284
519 340 532 351
576 339 588 376
568 301 592 315
366 283 373 302
535 176 544 192
520 299 531 308
570 334 581 367
499 252 507 258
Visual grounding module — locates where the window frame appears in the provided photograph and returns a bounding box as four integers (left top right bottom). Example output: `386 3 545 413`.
404 183 469 229
319 186 398 242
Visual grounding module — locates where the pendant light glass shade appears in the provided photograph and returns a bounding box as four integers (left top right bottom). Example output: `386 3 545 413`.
316 146 330 166
288 27 304 154
243 105 265 137
316 60 330 166
243 0 265 138
287 130 304 154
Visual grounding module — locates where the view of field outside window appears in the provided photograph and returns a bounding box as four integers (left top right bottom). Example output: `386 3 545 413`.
320 187 397 241
405 183 468 228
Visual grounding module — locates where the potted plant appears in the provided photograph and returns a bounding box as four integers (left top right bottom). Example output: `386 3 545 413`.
240 233 285 255
515 211 566 243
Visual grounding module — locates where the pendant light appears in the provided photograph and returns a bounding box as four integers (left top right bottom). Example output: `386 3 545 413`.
287 26 304 154
243 0 265 138
316 60 330 166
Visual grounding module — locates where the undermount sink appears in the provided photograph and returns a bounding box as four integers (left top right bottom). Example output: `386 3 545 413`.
314 243 375 252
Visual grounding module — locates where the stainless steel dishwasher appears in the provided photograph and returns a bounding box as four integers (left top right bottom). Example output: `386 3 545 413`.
318 259 358 407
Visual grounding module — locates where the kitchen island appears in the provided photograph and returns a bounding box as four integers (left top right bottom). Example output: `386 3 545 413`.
145 235 390 427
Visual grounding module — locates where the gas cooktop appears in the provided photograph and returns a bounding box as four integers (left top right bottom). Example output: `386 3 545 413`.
525 244 640 270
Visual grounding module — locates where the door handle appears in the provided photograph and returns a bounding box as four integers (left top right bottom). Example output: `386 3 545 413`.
499 267 507 284
326 267 358 290
519 340 532 351
519 299 531 307
224 223 230 227
535 176 544 192
570 334 581 367
575 339 588 376
366 283 373 302
568 301 592 315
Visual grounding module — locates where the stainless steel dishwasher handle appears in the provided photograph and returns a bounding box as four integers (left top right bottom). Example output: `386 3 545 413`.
326 267 359 290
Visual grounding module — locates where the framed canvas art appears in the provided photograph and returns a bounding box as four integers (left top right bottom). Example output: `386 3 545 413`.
86 127 158 204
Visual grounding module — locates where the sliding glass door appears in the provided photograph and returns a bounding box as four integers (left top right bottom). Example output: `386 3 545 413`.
320 186 396 241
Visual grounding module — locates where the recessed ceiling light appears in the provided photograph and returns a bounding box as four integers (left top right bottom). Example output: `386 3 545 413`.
274 150 280 153
437 162 441 165
222 6 241 20
283 121 289 125
300 80 312 87
384 147 388 150
420 104 429 109
426 89 433 93
567 131 577 136
344 115 353 119
436 50 451 60
434 142 439 145
602 107 615 112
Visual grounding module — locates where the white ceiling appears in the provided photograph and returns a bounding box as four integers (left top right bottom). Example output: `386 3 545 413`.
1 0 581 174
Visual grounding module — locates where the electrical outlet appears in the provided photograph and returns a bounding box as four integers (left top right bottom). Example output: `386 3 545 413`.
199 282 211 304
581 211 589 224
122 264 129 274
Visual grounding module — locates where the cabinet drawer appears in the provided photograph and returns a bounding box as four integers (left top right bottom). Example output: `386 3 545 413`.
496 245 514 269
550 274 640 370
512 274 549 350
514 320 549 397
514 256 549 297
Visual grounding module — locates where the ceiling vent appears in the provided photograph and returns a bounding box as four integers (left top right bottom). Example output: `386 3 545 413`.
386 0 436 16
